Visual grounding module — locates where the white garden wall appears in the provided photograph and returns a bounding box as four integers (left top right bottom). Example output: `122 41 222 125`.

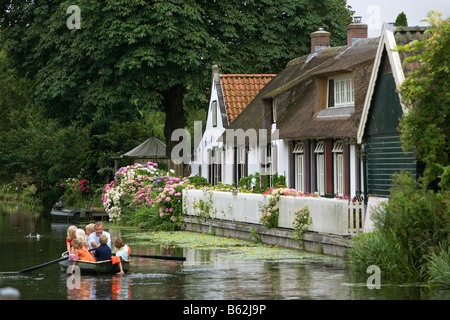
183 190 364 235
183 190 268 225
278 196 349 234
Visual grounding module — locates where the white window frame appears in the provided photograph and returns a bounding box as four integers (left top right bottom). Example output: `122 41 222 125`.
296 154 305 193
328 75 354 108
293 142 305 192
314 141 325 196
332 141 344 197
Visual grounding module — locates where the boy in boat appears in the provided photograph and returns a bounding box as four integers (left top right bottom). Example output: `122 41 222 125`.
112 237 130 275
85 223 95 250
94 235 112 261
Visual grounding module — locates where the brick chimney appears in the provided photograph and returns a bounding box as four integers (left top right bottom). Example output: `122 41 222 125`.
310 27 331 53
347 16 368 47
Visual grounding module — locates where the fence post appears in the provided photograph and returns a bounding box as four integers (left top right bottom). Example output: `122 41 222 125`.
348 197 365 234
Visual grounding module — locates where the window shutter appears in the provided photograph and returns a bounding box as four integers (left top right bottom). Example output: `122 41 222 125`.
271 144 277 175
328 79 334 107
212 101 217 127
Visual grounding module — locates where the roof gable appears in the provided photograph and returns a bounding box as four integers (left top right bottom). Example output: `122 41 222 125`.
357 24 430 144
219 74 275 123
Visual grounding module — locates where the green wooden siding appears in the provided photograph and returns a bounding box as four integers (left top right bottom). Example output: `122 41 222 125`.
366 135 416 197
364 49 417 197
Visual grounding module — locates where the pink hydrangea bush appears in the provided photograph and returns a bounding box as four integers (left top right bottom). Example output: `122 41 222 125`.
102 162 194 225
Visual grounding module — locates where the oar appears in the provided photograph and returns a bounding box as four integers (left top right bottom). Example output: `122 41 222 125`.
18 256 68 273
129 254 186 261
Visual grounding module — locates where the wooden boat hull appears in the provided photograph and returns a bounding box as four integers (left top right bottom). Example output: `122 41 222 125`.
59 258 130 274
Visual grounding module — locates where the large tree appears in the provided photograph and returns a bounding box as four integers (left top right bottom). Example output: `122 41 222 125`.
0 0 353 153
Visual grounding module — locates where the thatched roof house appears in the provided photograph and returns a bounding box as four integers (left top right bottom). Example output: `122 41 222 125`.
220 19 380 198
223 29 379 143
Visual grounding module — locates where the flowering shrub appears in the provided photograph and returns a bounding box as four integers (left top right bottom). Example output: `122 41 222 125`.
59 178 93 207
78 180 91 194
102 162 194 225
259 188 319 228
292 206 312 247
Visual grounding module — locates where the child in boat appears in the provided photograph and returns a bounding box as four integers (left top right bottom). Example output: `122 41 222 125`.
66 225 78 253
84 224 95 250
71 239 96 262
76 228 88 248
113 237 130 275
94 235 112 262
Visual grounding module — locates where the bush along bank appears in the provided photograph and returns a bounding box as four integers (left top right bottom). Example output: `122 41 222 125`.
102 162 197 230
349 173 450 287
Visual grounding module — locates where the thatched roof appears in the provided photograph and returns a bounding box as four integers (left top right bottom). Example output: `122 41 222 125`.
221 37 379 143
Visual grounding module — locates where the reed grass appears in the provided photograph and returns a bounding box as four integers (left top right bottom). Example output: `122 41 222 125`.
350 173 449 284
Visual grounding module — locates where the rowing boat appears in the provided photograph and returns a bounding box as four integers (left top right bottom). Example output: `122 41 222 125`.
59 256 130 274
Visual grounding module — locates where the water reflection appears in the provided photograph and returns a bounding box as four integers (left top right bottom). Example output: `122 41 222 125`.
66 275 132 300
1 204 449 300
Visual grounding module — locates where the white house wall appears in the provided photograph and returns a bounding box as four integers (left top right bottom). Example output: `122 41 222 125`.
191 78 226 180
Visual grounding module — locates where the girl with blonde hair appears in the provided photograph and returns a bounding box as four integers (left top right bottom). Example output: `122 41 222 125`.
66 225 77 253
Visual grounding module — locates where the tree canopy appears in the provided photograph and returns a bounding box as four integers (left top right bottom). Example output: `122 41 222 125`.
0 0 353 152
395 12 408 26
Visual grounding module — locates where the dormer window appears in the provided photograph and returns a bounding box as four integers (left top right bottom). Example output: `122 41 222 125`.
328 76 354 108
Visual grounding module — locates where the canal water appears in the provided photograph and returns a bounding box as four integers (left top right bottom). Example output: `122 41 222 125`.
0 202 449 300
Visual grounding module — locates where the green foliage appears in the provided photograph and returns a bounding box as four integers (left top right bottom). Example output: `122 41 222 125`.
120 205 181 231
0 110 90 207
426 243 450 287
238 172 261 193
397 12 450 190
395 12 408 26
187 175 210 188
81 115 165 184
249 226 262 244
350 173 449 281
192 192 215 220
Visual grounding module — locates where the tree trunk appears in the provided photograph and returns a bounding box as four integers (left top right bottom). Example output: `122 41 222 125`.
162 84 186 157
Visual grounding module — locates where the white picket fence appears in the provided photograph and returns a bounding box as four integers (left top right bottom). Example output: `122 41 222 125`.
183 190 366 235
348 200 365 234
